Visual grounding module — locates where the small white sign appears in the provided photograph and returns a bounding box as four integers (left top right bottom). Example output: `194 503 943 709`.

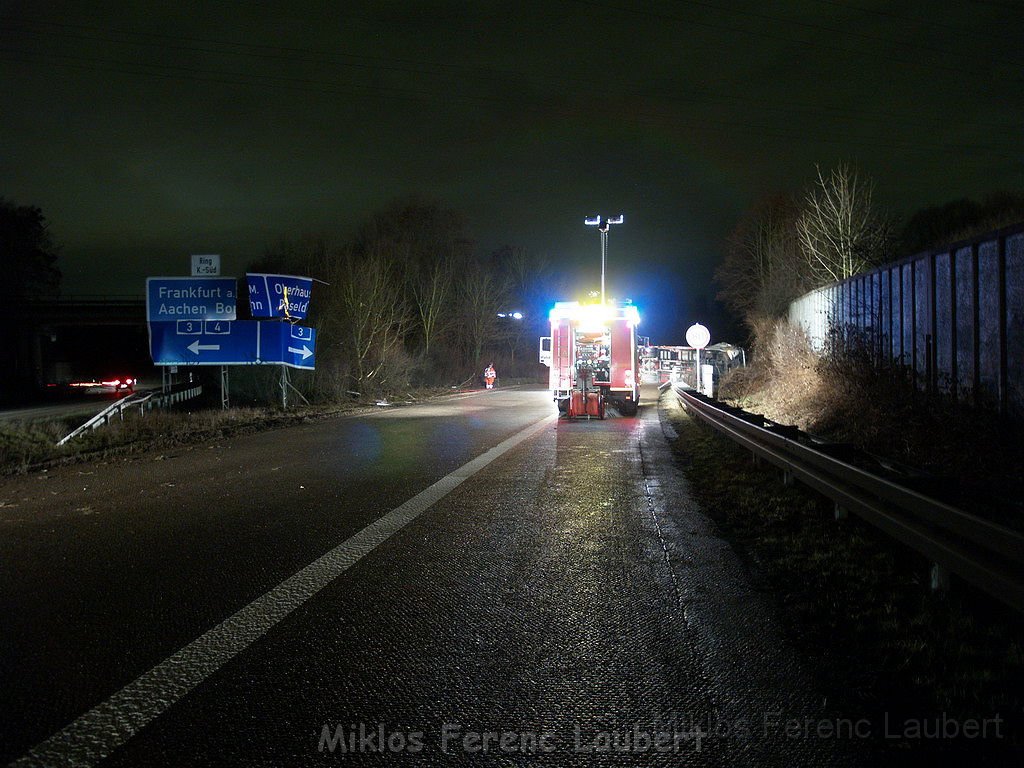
686 323 711 350
191 254 221 276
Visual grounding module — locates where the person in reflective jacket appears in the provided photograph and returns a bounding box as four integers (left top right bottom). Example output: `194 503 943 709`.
484 363 496 389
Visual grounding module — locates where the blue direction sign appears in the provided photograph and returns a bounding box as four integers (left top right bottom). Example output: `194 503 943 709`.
149 319 258 366
147 277 237 321
247 273 313 320
261 322 317 370
149 320 316 369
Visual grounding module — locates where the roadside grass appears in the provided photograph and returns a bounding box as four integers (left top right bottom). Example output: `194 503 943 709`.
664 397 1024 763
0 419 73 469
0 386 460 475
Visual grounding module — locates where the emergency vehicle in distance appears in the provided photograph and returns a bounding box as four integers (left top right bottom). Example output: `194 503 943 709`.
539 300 641 419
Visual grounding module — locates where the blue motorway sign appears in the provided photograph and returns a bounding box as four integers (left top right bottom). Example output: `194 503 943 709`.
149 320 316 369
260 322 317 369
246 273 313 320
149 319 258 366
147 277 237 321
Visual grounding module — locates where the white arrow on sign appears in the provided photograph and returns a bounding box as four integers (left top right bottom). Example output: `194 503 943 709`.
287 345 313 360
187 340 221 355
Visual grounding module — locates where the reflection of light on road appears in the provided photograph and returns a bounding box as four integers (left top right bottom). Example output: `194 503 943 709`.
341 422 430 473
370 405 487 419
431 421 472 460
343 423 382 467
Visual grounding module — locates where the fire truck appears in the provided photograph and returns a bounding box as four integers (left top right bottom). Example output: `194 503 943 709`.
538 300 641 418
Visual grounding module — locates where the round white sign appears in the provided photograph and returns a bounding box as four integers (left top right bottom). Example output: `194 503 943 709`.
685 323 711 349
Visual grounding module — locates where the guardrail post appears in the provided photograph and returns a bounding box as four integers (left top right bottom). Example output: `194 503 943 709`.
220 366 230 410
782 469 795 487
930 563 950 593
834 503 848 520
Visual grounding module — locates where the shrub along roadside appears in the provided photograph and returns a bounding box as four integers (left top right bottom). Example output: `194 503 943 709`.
718 319 1024 532
663 395 1023 765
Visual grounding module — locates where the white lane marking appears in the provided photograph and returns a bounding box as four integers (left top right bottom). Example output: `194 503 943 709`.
13 413 558 768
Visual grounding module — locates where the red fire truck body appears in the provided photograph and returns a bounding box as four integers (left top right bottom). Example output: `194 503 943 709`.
539 300 641 418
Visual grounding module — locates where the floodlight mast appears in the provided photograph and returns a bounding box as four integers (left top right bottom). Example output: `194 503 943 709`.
584 214 624 304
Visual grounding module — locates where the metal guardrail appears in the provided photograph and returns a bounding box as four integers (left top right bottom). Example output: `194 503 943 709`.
56 392 155 446
146 385 203 411
672 385 1024 613
55 385 204 446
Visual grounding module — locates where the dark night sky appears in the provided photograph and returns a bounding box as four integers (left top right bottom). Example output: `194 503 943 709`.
2 0 1022 341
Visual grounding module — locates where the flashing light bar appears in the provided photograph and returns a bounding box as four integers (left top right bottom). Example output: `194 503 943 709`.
548 301 640 328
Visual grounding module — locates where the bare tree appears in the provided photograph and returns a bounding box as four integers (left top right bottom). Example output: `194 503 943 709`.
252 198 554 397
797 164 891 285
407 252 453 357
716 194 807 324
489 245 551 366
496 244 554 312
332 247 411 391
460 261 510 366
355 198 471 360
499 245 533 304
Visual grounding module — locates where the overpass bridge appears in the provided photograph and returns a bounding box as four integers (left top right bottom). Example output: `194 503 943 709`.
0 296 148 403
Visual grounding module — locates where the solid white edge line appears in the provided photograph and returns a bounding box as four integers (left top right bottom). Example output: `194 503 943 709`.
12 413 557 768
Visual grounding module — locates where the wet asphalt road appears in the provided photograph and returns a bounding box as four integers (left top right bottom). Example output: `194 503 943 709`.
0 386 867 766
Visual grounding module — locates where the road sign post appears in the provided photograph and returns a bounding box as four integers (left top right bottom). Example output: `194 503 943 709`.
686 323 711 393
220 365 229 410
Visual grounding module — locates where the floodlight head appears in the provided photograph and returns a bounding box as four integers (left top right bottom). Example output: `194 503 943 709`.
607 215 624 225
584 215 601 226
